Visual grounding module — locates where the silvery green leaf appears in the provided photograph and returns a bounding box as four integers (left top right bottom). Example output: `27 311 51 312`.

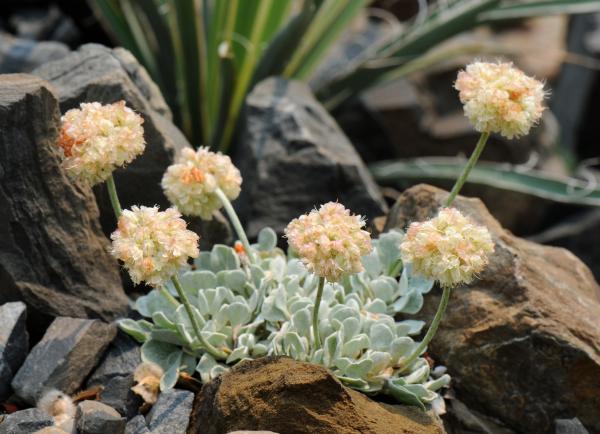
288 299 312 315
398 267 409 296
174 304 205 329
368 351 393 374
150 329 187 346
202 331 229 348
206 287 230 313
285 259 306 277
196 353 218 383
135 289 176 319
175 323 194 346
370 323 394 352
376 230 403 271
211 245 240 270
152 311 177 330
180 353 197 375
370 276 396 302
291 307 311 338
398 320 426 336
329 305 356 323
252 343 268 357
322 332 341 366
385 379 425 410
249 264 265 287
338 376 369 389
141 339 179 369
181 270 217 290
194 252 212 271
365 299 387 314
283 331 308 359
404 264 434 294
389 337 416 362
257 227 277 251
391 290 423 314
269 255 287 281
217 270 247 291
341 317 360 341
160 351 182 391
119 319 151 343
403 363 430 384
344 358 373 378
226 302 252 327
226 345 249 364
425 374 451 391
361 250 382 278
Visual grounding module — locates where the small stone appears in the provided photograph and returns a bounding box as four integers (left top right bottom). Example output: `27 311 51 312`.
555 418 590 434
87 333 141 386
0 301 28 400
0 408 53 433
98 375 142 419
125 415 149 434
76 400 126 434
146 389 194 434
11 317 116 404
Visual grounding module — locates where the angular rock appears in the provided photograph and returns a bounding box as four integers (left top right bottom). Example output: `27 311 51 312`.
189 356 444 434
11 316 116 404
555 418 590 434
76 400 126 434
32 44 189 236
146 389 194 434
0 301 28 400
125 415 150 434
385 184 600 434
0 74 127 320
0 408 53 433
87 332 141 386
97 374 142 420
235 77 387 238
0 32 70 73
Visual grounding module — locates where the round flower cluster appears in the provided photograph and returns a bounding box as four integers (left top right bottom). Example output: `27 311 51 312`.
110 206 199 286
161 147 242 219
455 61 545 139
400 208 494 288
285 202 372 282
57 101 145 185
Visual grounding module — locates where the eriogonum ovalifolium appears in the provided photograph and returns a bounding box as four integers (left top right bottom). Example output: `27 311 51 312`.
57 101 145 185
400 208 494 287
285 202 372 282
161 147 242 219
110 206 199 286
455 61 545 139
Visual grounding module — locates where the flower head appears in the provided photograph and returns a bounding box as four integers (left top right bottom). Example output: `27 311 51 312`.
161 147 242 219
455 61 545 139
400 208 494 287
132 362 163 404
57 101 145 185
285 202 372 282
37 389 75 427
110 206 199 286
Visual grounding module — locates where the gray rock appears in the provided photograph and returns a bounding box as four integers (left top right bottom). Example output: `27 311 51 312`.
32 44 189 237
146 389 194 434
0 74 128 320
87 333 141 386
235 77 387 238
0 302 28 400
0 32 70 73
0 408 53 433
98 374 142 419
76 400 126 434
11 316 116 404
125 415 149 434
555 418 590 434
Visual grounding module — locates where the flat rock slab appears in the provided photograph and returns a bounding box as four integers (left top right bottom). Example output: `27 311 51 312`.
125 414 150 434
11 316 115 404
87 332 141 386
189 356 444 434
385 184 600 434
0 301 28 400
0 408 53 433
235 77 387 238
76 400 126 434
0 74 127 320
146 389 194 434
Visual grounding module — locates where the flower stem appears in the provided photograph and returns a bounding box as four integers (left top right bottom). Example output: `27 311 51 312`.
158 286 179 308
106 174 122 220
445 131 490 207
400 286 451 371
312 277 325 349
214 187 255 263
171 275 227 359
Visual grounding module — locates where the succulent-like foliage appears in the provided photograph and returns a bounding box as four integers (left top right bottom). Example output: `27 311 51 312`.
120 228 450 408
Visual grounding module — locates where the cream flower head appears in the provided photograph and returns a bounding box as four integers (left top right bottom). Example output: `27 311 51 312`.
161 147 242 219
455 61 545 139
132 362 164 405
37 389 75 427
110 206 199 286
57 101 145 185
400 208 494 288
285 202 372 282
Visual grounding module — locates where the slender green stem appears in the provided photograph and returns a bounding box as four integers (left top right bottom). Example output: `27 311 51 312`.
445 132 490 207
171 275 227 359
312 277 325 349
106 174 122 219
214 187 255 263
158 286 179 308
400 286 452 370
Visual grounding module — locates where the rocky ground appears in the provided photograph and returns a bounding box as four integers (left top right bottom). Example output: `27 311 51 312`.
0 17 599 434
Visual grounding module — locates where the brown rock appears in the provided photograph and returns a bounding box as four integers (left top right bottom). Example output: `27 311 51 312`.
385 184 600 434
188 356 444 434
0 74 127 320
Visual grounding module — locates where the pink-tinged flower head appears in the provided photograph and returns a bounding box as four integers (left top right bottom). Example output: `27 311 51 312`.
161 147 242 219
57 101 145 185
455 61 545 139
110 206 199 286
400 208 494 287
285 202 372 282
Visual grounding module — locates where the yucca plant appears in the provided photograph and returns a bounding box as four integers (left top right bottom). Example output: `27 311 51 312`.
89 0 600 153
